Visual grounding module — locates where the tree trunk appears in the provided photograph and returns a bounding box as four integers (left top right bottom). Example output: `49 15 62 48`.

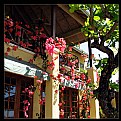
94 57 119 118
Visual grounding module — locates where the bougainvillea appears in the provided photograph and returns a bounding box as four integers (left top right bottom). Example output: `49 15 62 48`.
4 16 97 119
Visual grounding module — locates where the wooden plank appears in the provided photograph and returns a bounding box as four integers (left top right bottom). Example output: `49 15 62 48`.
57 4 85 26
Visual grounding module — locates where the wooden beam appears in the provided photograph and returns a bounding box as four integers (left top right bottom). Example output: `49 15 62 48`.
63 27 83 38
51 5 56 38
57 4 85 26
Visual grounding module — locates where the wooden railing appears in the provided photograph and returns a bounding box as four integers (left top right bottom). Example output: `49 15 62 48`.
4 17 47 60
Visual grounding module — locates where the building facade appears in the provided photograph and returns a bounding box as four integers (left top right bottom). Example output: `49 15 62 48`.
4 41 100 119
4 4 100 119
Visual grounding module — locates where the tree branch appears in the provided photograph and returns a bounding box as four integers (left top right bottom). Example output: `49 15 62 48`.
89 4 93 27
91 41 114 59
100 21 118 46
105 22 118 40
99 4 114 20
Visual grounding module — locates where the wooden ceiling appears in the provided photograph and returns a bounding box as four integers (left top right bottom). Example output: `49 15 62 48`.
5 4 88 45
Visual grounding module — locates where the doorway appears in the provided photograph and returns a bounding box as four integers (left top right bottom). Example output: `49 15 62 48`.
4 71 34 118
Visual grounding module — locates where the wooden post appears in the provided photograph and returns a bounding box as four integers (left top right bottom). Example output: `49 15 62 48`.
51 5 56 39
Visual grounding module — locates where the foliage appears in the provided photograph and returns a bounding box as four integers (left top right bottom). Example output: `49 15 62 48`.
69 4 119 118
109 80 119 92
69 4 119 47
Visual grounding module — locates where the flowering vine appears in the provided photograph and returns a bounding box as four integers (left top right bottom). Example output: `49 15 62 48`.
4 16 98 119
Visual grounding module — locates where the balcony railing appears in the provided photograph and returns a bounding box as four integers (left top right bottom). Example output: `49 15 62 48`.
4 17 48 60
59 54 79 69
4 17 85 75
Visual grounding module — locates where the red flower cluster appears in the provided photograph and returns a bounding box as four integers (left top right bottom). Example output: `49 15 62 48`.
23 100 30 118
45 37 66 56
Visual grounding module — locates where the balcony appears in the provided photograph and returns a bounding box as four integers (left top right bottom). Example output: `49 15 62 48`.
4 17 48 60
4 17 86 77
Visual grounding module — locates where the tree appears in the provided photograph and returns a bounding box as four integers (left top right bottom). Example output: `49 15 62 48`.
69 4 119 118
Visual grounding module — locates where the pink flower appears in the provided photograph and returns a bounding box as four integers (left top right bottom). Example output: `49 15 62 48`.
8 20 13 27
7 47 11 52
53 56 58 60
83 96 87 100
86 106 90 111
25 88 28 92
29 58 33 63
45 42 55 56
75 83 79 88
58 102 63 107
28 91 34 96
60 109 64 116
60 67 66 71
80 73 86 80
61 79 64 83
45 37 66 55
39 99 43 105
25 106 29 111
4 38 10 43
40 33 47 38
31 36 37 40
90 91 93 95
16 31 21 37
69 46 72 51
37 47 40 52
88 115 90 118
9 28 13 33
22 43 27 48
34 76 38 79
36 80 43 84
19 41 23 45
12 45 18 51
55 90 58 93
26 42 32 47
86 78 91 84
24 112 28 118
23 100 28 104
16 25 21 29
47 61 55 70
75 59 78 63
61 86 65 90
72 76 75 81
25 24 30 28
65 76 70 81
67 53 73 58
42 72 47 74
57 73 62 79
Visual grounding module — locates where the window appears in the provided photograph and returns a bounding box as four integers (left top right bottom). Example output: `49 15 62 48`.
59 54 79 70
59 87 79 119
4 72 34 118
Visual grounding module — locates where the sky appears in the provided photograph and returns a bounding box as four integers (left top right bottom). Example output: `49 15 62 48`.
80 42 119 83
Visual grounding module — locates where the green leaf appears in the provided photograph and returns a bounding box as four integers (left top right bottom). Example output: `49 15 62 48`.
69 8 74 13
112 67 119 75
94 16 100 21
81 28 84 32
103 27 107 33
89 30 94 34
85 33 88 36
